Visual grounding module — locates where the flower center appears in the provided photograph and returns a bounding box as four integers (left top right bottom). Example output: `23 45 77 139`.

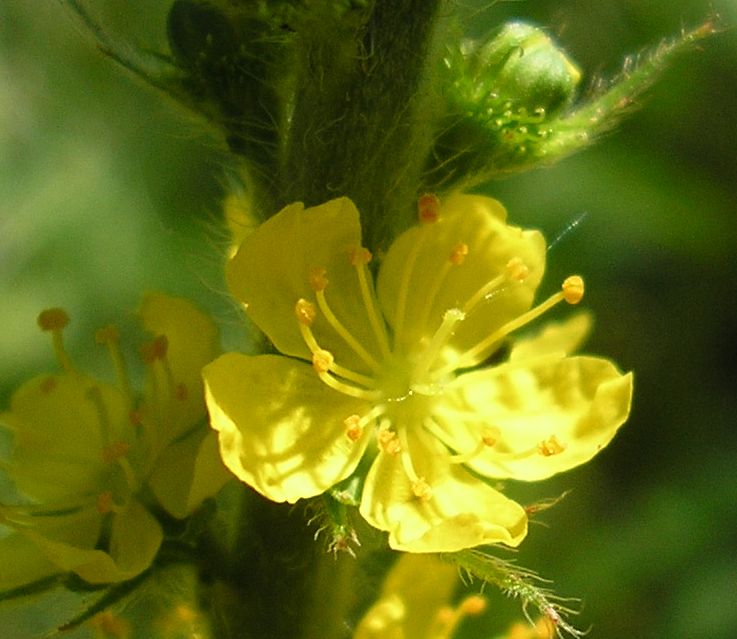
294 194 584 499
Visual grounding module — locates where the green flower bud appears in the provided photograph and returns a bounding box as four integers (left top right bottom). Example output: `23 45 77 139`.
465 21 581 116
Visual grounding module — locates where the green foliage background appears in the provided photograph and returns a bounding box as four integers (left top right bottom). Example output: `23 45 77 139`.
1 1 735 637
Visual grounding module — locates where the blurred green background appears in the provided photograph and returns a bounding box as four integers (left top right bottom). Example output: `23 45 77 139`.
1 1 735 638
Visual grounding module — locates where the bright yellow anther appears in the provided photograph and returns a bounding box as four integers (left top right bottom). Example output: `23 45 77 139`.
562 275 584 304
295 298 317 326
412 478 433 501
140 335 168 363
312 349 334 374
344 414 363 441
449 242 469 265
309 268 329 292
417 193 441 224
37 308 69 331
350 246 372 266
538 435 566 457
481 428 498 447
459 595 487 616
378 426 402 456
94 325 119 344
506 257 530 282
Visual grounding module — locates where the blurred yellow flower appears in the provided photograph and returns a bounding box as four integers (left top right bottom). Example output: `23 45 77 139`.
204 194 632 552
0 294 230 587
353 553 486 639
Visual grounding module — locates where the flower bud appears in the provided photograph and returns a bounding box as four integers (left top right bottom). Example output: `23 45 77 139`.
467 22 581 116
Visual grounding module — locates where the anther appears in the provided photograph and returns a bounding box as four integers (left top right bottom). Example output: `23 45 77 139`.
94 325 119 345
344 414 363 441
562 275 584 304
175 383 188 401
449 242 469 265
140 335 168 363
349 246 372 266
459 595 487 616
481 428 498 447
295 299 317 326
538 435 566 457
417 193 441 224
39 376 57 394
505 257 530 282
312 349 334 374
96 491 114 514
412 478 433 501
378 426 402 456
102 440 130 463
309 268 329 292
37 308 69 332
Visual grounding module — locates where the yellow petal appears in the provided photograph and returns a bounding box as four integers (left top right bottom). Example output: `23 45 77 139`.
226 198 381 372
139 293 219 440
0 529 62 591
360 433 527 552
353 554 458 639
2 373 130 502
147 430 232 519
203 353 371 503
25 501 162 584
377 193 545 355
453 356 633 481
510 313 592 361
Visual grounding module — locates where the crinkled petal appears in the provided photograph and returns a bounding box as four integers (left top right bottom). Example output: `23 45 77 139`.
227 198 382 372
139 293 219 442
510 313 592 361
25 501 162 584
377 193 545 356
360 433 527 552
203 353 371 504
1 373 130 502
448 356 633 481
148 430 232 519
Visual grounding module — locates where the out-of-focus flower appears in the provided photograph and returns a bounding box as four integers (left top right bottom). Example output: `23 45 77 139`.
353 553 486 639
204 194 632 552
0 294 230 588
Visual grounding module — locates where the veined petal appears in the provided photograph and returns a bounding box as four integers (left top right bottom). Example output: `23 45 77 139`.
377 193 545 355
203 353 371 504
226 198 381 371
510 313 592 361
452 356 633 481
1 373 130 502
360 433 527 552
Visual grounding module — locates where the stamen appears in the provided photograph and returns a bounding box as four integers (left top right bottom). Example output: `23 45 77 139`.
396 428 432 500
462 257 529 316
86 386 113 448
37 308 74 372
102 440 130 463
344 406 386 442
422 417 493 464
350 246 392 359
430 595 487 639
417 193 441 224
312 290 382 371
377 423 402 456
411 477 432 501
538 435 566 457
310 350 381 400
297 307 377 386
95 324 134 406
413 308 465 381
441 275 585 373
414 242 468 340
141 334 179 401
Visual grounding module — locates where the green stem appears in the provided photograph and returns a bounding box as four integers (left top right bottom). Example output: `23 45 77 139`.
278 0 446 250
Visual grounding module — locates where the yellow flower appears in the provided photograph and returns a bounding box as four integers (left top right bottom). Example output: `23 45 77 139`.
353 554 487 639
0 294 229 587
203 194 632 552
